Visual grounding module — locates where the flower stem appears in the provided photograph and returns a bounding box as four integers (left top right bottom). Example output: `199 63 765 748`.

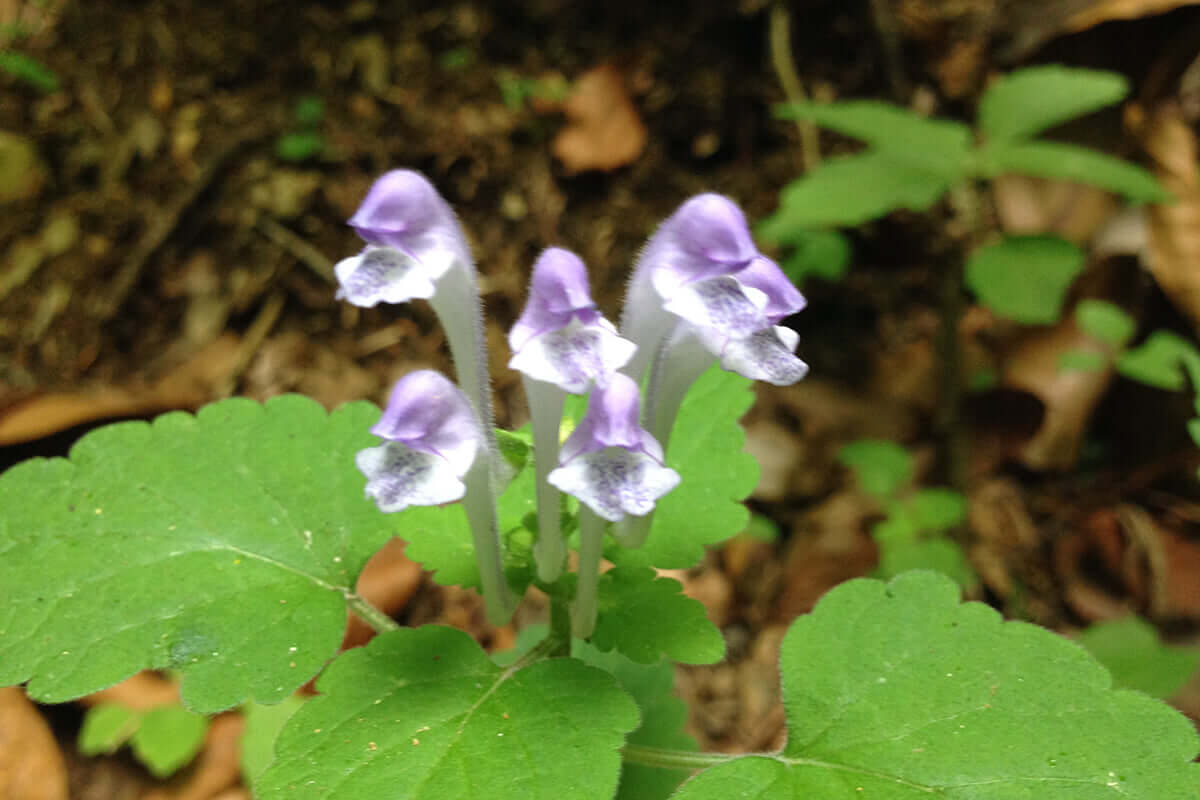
345 592 401 634
548 589 573 657
524 376 567 582
571 507 606 638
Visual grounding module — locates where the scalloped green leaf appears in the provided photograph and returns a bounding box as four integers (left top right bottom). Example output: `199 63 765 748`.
976 141 1167 203
257 625 640 800
574 643 699 800
965 235 1085 324
592 567 724 665
671 571 1200 799
242 695 307 787
978 66 1129 142
0 396 399 713
78 703 141 755
640 365 758 568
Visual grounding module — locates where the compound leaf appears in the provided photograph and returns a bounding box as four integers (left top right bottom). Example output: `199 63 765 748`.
977 141 1167 203
672 571 1200 799
765 152 952 230
965 235 1084 324
979 66 1129 142
257 626 639 800
592 567 724 665
1077 617 1200 699
0 396 399 713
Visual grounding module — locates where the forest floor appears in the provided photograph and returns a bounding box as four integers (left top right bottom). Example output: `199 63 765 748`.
5 0 1200 797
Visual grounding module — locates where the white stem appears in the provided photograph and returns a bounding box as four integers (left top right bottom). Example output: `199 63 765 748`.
618 274 678 388
572 507 606 638
461 455 518 624
524 376 567 583
613 331 714 549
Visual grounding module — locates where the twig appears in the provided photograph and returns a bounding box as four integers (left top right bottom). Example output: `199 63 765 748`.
255 215 336 284
94 129 267 320
219 290 285 396
868 0 911 102
768 2 820 172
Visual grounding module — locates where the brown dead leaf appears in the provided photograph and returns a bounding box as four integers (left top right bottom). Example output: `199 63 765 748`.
1001 316 1115 470
1055 508 1140 621
0 688 68 800
992 174 1117 245
777 492 877 619
1065 0 1200 32
1136 103 1200 330
552 65 647 174
0 334 242 446
80 672 179 711
341 538 424 650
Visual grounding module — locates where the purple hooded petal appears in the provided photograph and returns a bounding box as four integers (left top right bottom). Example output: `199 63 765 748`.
646 194 759 298
734 255 806 324
370 370 480 476
559 373 658 462
509 248 601 352
349 170 447 248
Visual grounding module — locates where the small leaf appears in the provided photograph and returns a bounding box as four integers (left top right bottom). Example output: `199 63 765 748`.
78 704 141 755
293 96 325 126
977 141 1168 203
671 571 1200 799
1188 418 1200 447
876 537 976 588
776 101 972 177
979 66 1129 142
904 488 967 533
637 365 758 569
241 695 306 788
1077 617 1200 699
773 229 852 284
257 626 640 800
275 131 325 162
130 706 209 778
965 235 1084 324
764 153 952 230
837 439 913 497
593 567 725 665
1075 299 1136 346
1059 350 1108 372
1116 330 1200 391
0 51 59 92
0 396 399 713
573 644 698 800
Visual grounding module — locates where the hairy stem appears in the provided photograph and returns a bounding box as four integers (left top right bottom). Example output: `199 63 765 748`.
345 592 401 634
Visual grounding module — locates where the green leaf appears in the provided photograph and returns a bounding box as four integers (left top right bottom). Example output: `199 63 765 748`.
977 141 1167 203
293 96 325 126
965 235 1084 324
978 66 1129 142
0 396 399 712
774 229 852 284
1116 331 1200 391
0 51 59 92
593 567 724 665
78 704 141 755
131 706 209 778
636 365 757 569
1077 617 1200 699
242 695 307 787
904 488 967 532
876 537 976 588
573 643 698 800
1075 299 1136 346
257 626 640 799
1058 350 1108 372
776 101 972 177
1188 418 1200 447
275 131 325 162
837 439 913 497
764 153 952 230
671 571 1200 799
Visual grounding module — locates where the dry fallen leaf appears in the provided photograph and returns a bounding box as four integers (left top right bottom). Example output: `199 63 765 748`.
0 688 68 800
341 538 424 651
1065 0 1200 31
81 671 179 711
992 174 1117 246
1136 103 1200 330
552 65 647 174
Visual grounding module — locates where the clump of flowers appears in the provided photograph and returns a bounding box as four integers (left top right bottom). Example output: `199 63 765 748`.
335 169 807 631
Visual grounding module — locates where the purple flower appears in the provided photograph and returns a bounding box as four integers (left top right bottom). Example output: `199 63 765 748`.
334 171 470 309
509 248 636 393
548 374 680 522
356 371 480 513
620 193 807 387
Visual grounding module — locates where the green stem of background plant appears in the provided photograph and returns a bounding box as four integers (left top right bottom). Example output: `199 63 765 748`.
620 743 739 771
346 592 401 634
548 588 573 657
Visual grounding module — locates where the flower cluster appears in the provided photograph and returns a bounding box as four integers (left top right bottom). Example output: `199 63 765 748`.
335 170 807 631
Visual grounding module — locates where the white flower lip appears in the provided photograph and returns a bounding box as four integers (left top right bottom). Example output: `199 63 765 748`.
356 442 468 513
548 447 680 522
509 318 637 395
